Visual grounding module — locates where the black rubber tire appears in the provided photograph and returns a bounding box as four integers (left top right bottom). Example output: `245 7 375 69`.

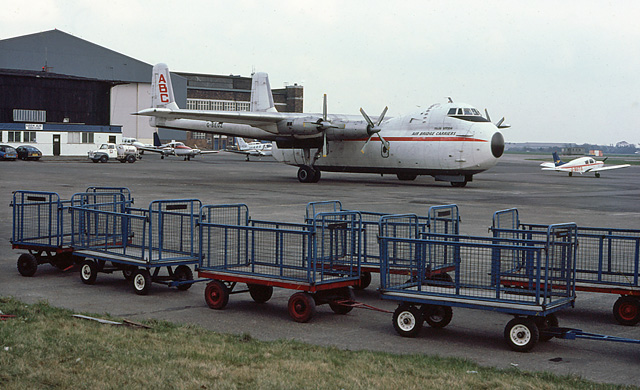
204 280 229 309
131 269 152 295
504 317 539 352
613 296 640 326
288 292 316 322
99 155 108 163
122 266 136 281
17 253 38 277
126 154 136 163
353 271 372 290
536 313 559 342
310 168 321 183
450 180 467 187
392 304 423 337
248 284 273 303
174 265 194 291
423 305 453 328
119 159 127 163
297 166 315 183
328 287 355 315
397 173 417 181
80 260 98 285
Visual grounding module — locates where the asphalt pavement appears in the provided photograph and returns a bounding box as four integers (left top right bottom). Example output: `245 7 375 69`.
1 152 639 386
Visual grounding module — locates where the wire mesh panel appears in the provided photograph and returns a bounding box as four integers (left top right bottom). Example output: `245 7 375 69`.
11 191 65 248
380 221 577 315
148 199 202 264
200 205 362 286
492 209 640 289
427 204 460 235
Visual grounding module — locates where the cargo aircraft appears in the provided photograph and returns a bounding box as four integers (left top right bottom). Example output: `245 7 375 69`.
226 137 273 161
135 63 508 186
540 152 630 177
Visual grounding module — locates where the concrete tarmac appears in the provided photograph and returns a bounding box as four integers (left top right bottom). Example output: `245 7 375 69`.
1 153 639 386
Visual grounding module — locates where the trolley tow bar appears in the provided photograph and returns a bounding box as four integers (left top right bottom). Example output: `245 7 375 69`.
332 299 392 314
543 327 640 345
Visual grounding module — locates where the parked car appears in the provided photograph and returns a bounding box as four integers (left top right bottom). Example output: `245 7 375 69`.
16 145 42 160
0 145 18 161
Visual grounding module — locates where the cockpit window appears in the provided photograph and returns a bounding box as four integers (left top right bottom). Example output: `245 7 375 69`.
448 107 482 116
447 108 457 115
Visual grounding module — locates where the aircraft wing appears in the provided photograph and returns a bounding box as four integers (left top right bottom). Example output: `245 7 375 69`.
198 150 220 155
223 149 250 156
589 164 631 172
136 108 286 127
138 146 169 155
539 162 556 168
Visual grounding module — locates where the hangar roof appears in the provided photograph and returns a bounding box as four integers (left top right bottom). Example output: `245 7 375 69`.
0 29 151 83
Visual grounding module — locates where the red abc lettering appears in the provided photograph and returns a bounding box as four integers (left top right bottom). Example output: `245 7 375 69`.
158 74 166 83
159 84 167 93
161 94 169 103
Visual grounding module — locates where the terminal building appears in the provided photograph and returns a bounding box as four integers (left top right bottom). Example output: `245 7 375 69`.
0 29 303 156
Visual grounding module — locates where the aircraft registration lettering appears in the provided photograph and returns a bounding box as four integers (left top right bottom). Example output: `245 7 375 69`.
206 121 223 129
158 73 169 103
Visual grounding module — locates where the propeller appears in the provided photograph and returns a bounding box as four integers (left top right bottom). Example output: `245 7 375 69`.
360 106 389 154
485 109 510 129
304 94 345 157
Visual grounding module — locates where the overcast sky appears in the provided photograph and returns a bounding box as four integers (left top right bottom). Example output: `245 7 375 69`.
3 1 639 145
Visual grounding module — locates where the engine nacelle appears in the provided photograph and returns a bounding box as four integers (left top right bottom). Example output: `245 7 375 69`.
276 117 323 136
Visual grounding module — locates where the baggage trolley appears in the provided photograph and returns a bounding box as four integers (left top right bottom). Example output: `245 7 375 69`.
198 204 362 322
69 193 201 295
10 188 131 276
305 200 458 289
491 208 640 325
379 214 578 352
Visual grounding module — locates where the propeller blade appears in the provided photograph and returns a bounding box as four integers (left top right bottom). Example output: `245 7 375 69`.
360 134 373 153
376 106 388 126
323 94 328 121
484 109 492 122
496 117 504 128
360 107 375 129
322 132 328 157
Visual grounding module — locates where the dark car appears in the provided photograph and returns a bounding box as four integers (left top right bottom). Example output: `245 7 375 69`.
0 145 18 161
16 145 42 160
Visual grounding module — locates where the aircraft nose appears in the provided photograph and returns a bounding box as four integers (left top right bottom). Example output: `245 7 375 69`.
491 132 504 158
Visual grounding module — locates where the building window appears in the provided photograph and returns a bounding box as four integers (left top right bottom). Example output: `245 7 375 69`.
13 109 46 122
68 132 81 143
187 99 250 112
23 131 37 142
82 133 94 143
192 132 206 139
8 131 21 142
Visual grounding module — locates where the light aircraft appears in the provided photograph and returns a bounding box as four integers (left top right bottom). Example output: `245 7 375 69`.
540 152 630 177
226 137 273 161
135 63 508 186
140 133 218 161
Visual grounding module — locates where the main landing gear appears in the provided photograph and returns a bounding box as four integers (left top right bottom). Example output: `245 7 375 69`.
297 165 321 183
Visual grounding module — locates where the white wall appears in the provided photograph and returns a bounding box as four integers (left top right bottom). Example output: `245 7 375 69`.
110 83 155 145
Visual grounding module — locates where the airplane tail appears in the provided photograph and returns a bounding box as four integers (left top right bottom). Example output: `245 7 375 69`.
151 63 179 111
552 152 565 166
250 72 277 112
236 137 249 150
153 132 162 147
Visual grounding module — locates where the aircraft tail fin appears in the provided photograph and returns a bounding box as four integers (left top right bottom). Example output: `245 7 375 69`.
236 137 249 149
153 132 162 147
552 152 565 166
250 72 277 112
151 63 179 111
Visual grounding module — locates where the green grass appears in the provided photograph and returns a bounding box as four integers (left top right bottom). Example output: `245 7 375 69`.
0 297 634 390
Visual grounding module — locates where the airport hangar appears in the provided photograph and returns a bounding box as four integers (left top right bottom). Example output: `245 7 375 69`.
0 29 303 156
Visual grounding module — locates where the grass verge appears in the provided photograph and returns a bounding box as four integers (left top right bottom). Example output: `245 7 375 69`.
0 297 633 390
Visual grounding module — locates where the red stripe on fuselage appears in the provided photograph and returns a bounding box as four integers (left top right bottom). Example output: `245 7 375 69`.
348 137 489 142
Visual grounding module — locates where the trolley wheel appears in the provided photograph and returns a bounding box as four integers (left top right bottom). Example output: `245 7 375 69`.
504 317 539 352
288 292 316 323
248 284 273 303
122 266 136 281
80 260 98 285
613 296 640 326
174 265 194 291
353 271 372 290
328 288 355 315
17 253 38 277
204 280 229 309
536 313 559 342
131 269 152 295
422 305 453 328
393 304 423 337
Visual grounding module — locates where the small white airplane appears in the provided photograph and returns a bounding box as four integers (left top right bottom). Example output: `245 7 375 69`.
135 63 508 186
540 151 630 177
139 133 218 161
227 137 273 161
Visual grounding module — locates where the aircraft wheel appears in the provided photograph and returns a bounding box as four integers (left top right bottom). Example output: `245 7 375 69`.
450 180 467 187
397 173 417 181
310 168 321 183
297 166 315 183
595 172 601 178
568 172 573 177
